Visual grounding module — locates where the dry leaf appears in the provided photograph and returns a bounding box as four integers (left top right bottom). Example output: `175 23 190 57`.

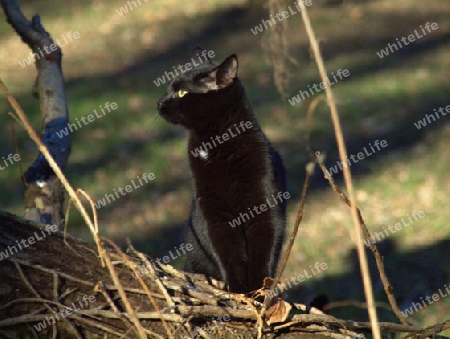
265 298 292 325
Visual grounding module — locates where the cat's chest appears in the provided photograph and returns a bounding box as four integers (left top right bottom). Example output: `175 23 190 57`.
187 125 263 170
188 144 243 165
197 149 209 160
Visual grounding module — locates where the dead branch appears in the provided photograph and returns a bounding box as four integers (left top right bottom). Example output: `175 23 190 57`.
1 0 71 226
315 152 410 325
1 210 449 338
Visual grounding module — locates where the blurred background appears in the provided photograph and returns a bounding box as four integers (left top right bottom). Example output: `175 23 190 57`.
0 0 449 334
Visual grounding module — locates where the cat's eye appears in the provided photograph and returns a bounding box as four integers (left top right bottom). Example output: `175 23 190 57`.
178 90 188 98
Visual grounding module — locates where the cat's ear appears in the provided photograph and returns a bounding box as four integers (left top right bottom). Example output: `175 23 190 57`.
191 46 213 65
210 55 238 89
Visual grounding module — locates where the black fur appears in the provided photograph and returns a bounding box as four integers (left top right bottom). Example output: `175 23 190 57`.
157 49 286 293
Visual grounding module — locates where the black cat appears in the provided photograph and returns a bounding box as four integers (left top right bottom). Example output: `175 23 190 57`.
157 48 287 293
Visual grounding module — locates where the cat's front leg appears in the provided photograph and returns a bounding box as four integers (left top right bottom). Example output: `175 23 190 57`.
245 218 276 292
207 222 250 293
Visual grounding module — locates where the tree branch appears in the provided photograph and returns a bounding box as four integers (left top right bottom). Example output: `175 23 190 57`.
1 0 71 225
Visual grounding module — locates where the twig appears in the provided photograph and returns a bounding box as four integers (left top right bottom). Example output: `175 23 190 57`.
63 188 100 258
297 2 381 338
315 154 409 325
0 309 183 325
104 238 175 339
98 237 147 338
127 241 176 308
292 302 325 315
12 264 82 338
10 258 156 296
5 305 443 334
95 281 135 333
304 95 327 160
13 261 59 318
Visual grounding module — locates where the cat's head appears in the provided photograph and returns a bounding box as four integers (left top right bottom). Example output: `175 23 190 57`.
157 48 240 129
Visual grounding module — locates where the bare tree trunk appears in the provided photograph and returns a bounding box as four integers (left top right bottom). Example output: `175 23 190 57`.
1 0 71 226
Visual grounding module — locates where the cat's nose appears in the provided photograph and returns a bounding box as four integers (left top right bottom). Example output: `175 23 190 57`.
157 98 164 109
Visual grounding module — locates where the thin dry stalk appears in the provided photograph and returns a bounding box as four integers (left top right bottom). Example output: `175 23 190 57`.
95 281 135 334
297 3 381 338
104 239 175 339
99 238 147 338
63 188 99 258
8 115 27 185
304 95 327 159
127 241 175 308
315 155 410 325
